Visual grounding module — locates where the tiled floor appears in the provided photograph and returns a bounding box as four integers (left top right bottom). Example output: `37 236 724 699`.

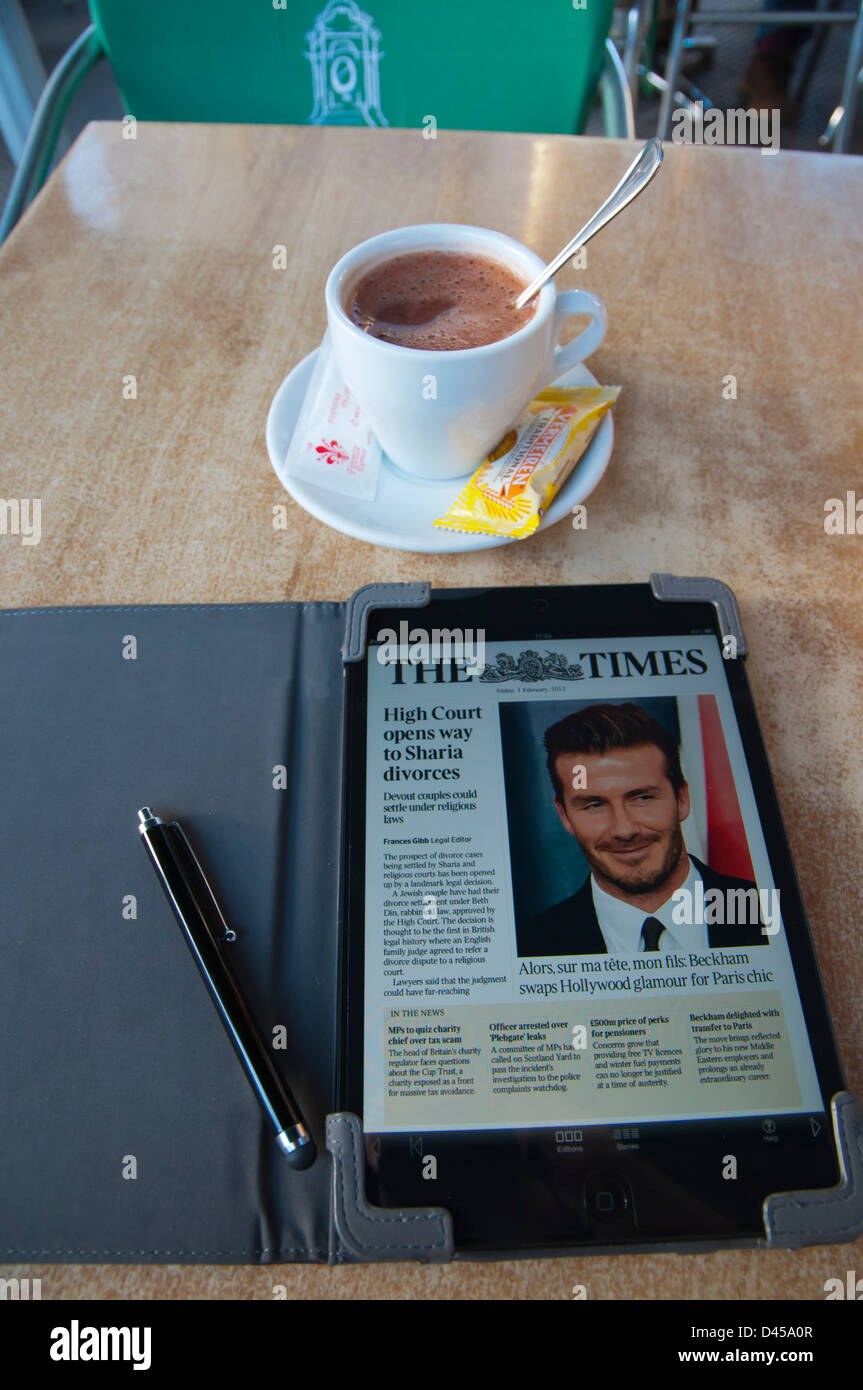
2 0 860 215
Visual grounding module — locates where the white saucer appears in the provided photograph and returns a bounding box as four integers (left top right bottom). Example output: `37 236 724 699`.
266 350 614 554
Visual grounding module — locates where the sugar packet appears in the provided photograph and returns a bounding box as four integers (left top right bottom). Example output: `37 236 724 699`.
283 334 381 500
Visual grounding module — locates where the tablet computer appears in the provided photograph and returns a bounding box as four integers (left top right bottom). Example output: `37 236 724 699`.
339 582 847 1254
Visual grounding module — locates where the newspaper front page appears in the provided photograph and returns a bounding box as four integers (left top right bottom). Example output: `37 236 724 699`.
363 632 820 1133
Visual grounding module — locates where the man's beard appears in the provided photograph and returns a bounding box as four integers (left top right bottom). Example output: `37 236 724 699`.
584 824 685 897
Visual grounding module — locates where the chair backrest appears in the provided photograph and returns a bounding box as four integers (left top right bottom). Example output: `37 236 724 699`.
88 0 615 135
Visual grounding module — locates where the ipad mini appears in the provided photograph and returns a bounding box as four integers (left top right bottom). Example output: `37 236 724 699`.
339 584 845 1253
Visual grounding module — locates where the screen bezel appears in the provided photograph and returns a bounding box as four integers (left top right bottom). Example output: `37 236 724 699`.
338 584 845 1253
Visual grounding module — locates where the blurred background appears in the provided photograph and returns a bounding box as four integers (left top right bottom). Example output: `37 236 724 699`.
2 0 860 216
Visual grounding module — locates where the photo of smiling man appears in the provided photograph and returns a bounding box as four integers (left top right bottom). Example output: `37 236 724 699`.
515 702 767 957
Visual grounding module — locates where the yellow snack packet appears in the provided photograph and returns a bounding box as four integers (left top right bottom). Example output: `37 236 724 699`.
433 385 620 539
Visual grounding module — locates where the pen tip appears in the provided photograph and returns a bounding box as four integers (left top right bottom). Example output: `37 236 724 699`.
287 1137 317 1171
277 1127 317 1170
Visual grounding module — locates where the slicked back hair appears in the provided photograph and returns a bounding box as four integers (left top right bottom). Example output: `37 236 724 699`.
545 703 685 802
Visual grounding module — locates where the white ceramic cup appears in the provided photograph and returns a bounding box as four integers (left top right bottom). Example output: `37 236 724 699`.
325 223 607 481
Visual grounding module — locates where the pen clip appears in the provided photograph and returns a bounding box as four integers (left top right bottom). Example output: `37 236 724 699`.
169 822 238 944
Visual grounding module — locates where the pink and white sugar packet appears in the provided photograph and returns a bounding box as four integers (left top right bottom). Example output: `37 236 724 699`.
283 334 381 500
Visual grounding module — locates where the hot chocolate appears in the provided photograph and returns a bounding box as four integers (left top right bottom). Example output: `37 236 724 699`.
347 250 535 350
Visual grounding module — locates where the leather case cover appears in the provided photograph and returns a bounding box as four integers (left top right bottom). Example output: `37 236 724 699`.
0 581 859 1264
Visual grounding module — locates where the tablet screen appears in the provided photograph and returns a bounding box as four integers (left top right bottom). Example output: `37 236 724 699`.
362 630 823 1136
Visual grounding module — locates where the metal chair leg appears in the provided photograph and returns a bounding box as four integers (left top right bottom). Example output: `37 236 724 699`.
834 0 863 151
792 0 838 111
623 5 642 90
658 0 694 138
619 0 656 116
0 24 104 243
0 0 47 166
600 35 637 137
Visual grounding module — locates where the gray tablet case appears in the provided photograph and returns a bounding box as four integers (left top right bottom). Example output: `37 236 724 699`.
0 577 860 1265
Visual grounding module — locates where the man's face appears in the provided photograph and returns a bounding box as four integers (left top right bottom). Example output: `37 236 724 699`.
553 742 690 898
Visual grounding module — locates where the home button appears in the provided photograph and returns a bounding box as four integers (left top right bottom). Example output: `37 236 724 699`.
584 1172 634 1227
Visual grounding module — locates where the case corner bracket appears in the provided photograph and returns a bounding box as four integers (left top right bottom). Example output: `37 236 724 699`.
326 1112 455 1263
763 1091 863 1248
650 573 747 659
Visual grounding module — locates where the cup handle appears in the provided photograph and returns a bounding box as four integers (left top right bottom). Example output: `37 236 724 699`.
544 288 607 384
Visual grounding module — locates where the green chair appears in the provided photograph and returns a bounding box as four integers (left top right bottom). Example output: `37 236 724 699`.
2 0 631 241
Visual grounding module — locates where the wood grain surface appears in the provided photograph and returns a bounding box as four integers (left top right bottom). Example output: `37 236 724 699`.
1 123 861 1300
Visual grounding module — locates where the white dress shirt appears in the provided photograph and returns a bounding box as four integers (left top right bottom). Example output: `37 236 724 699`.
590 855 709 956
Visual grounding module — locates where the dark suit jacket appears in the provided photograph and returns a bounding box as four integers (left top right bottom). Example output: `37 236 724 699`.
517 855 767 957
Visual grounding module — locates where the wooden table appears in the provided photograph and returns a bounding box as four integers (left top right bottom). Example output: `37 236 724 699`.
1 123 861 1301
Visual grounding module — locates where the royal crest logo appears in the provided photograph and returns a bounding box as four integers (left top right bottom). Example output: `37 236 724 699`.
305 0 388 127
479 650 585 682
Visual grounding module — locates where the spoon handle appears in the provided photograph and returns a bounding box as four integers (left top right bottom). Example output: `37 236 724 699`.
515 137 664 310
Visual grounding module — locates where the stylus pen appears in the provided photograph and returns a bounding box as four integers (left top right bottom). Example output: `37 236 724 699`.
137 808 316 1170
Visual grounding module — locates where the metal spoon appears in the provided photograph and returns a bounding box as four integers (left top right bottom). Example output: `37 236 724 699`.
515 137 663 310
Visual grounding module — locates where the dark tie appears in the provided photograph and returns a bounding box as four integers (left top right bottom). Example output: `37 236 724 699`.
641 916 665 952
